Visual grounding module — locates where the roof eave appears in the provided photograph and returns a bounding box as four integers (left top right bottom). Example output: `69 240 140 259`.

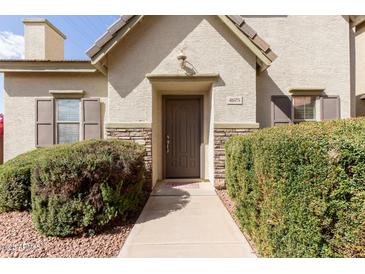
0 60 97 73
86 15 276 73
350 15 365 27
218 16 273 71
90 16 144 67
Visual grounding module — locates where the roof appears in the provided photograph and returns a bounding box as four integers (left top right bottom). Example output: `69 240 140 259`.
0 60 96 73
350 15 365 27
0 16 277 73
225 16 277 62
86 15 277 71
86 15 136 58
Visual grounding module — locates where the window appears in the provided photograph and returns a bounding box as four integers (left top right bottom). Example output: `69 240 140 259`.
36 97 101 147
56 99 80 144
293 96 316 122
271 94 340 127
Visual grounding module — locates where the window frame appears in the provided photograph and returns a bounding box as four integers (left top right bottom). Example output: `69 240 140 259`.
55 98 81 144
292 95 318 123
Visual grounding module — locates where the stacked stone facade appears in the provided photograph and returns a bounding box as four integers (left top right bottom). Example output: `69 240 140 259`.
214 128 256 188
106 127 152 188
106 126 255 190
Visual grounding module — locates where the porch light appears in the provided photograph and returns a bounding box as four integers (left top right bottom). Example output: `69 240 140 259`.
177 50 187 68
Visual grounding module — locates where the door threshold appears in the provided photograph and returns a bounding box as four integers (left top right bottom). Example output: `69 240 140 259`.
158 178 209 184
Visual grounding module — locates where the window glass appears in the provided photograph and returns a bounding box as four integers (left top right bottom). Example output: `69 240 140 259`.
56 99 80 144
293 96 316 120
57 124 80 144
57 99 80 121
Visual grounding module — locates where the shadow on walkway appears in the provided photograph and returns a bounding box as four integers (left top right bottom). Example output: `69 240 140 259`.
136 186 191 224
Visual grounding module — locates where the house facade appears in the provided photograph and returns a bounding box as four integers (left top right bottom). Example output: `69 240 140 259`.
0 15 359 188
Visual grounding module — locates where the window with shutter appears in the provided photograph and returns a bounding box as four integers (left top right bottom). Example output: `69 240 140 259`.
321 96 340 120
35 97 101 147
271 95 293 126
35 98 54 147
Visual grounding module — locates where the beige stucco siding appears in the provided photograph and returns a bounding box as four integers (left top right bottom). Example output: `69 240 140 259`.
242 16 353 127
4 72 107 161
356 22 365 116
107 15 257 124
45 24 64 60
24 24 46 60
24 22 64 60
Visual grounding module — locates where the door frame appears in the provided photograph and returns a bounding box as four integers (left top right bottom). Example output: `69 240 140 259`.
162 95 204 179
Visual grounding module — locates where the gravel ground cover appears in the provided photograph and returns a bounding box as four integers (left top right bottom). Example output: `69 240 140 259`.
1 189 253 258
0 211 133 258
216 189 259 257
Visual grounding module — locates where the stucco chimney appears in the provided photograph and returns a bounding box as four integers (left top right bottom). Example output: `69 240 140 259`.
23 18 66 60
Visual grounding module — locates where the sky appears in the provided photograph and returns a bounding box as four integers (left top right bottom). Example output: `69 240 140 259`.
0 15 120 114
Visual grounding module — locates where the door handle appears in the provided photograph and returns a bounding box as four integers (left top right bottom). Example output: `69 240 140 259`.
166 135 170 154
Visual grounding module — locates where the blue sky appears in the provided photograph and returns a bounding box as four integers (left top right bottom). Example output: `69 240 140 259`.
0 15 120 114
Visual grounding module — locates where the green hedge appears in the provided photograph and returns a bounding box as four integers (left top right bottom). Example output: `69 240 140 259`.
31 140 146 237
0 148 49 212
225 118 365 258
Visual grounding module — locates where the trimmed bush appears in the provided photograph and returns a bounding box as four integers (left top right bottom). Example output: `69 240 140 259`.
225 118 365 257
31 140 146 237
0 148 48 212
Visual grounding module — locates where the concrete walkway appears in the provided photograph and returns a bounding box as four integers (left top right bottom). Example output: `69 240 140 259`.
118 181 256 258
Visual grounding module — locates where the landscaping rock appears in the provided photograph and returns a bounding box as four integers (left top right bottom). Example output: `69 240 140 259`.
0 211 132 258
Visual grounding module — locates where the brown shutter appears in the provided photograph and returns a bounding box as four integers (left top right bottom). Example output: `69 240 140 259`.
271 95 293 126
321 96 340 120
81 98 101 140
35 98 54 147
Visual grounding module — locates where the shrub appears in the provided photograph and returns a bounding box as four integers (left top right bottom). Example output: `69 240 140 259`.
0 148 48 212
225 118 365 257
31 140 146 237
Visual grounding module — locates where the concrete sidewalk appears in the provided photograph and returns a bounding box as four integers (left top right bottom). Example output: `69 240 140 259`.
118 182 256 258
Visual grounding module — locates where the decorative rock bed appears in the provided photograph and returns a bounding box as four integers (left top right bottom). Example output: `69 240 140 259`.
0 212 132 258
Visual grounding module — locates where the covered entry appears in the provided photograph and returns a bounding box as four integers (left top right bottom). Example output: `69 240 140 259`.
163 96 202 178
148 73 218 186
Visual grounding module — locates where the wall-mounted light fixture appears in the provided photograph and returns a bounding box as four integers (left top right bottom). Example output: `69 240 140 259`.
177 50 187 69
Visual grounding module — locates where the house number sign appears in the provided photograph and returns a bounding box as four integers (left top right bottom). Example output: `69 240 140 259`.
226 96 243 105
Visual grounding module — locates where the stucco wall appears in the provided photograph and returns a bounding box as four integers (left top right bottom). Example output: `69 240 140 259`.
24 23 46 59
45 24 64 60
24 22 64 60
4 72 107 161
356 22 365 116
242 16 353 127
107 15 257 124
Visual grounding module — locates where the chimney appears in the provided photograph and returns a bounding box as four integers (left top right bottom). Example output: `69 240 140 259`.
23 18 66 60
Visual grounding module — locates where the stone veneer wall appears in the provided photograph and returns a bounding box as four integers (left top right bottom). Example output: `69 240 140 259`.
214 128 256 189
106 127 254 190
106 127 152 189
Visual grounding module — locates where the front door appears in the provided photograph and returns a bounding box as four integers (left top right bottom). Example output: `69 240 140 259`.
164 96 202 178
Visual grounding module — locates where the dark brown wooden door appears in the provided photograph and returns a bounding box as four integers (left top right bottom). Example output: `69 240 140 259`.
164 96 201 178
